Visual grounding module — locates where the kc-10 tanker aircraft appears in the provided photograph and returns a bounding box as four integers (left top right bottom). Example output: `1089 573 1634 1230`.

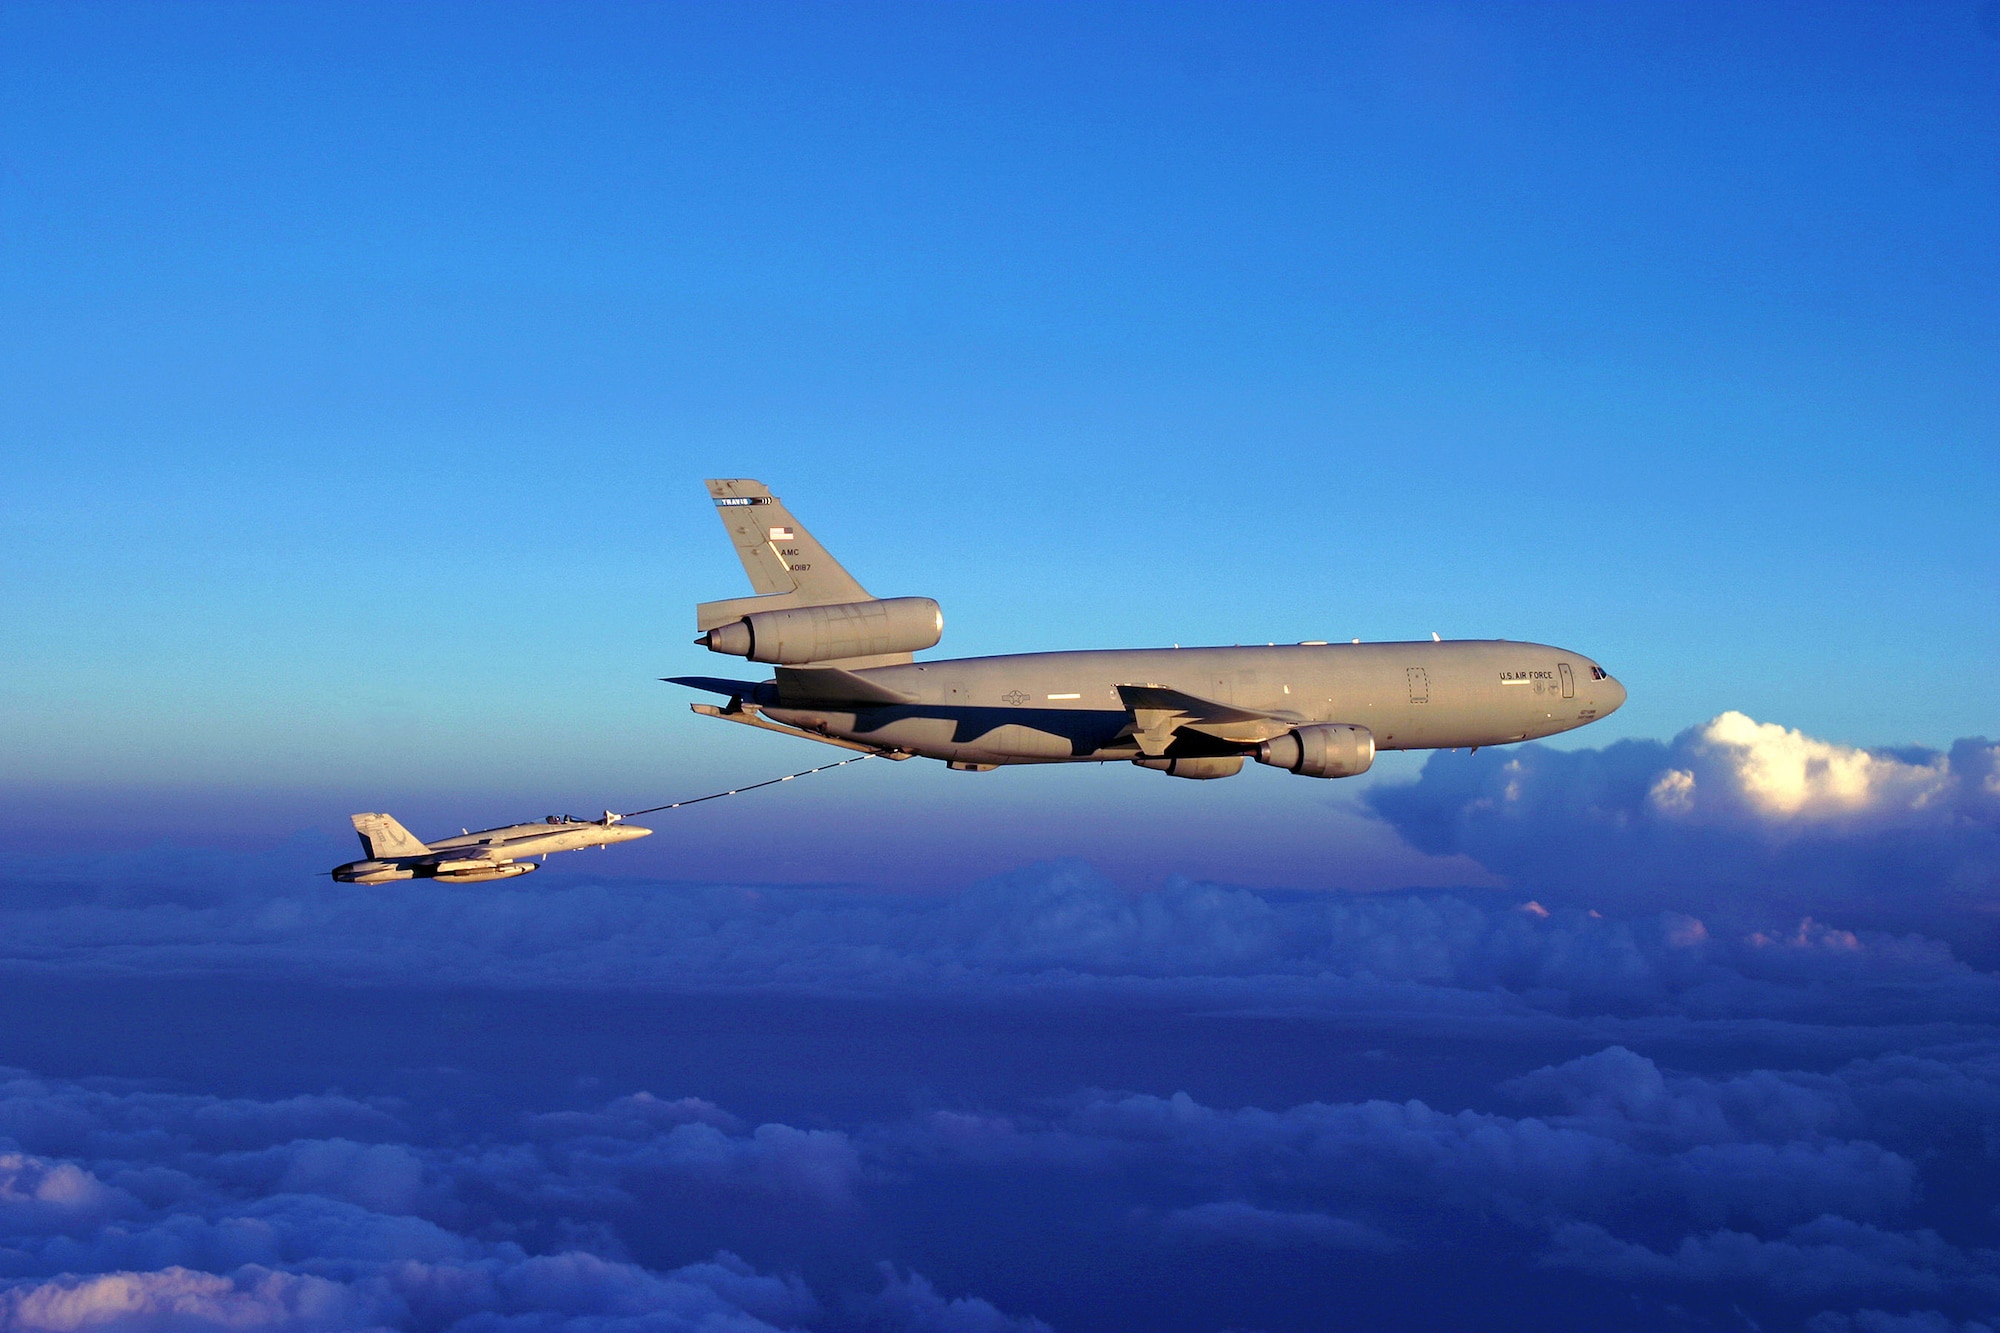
669 480 1625 780
333 812 652 884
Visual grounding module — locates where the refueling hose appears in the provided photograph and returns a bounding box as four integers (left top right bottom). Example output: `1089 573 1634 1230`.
603 752 880 821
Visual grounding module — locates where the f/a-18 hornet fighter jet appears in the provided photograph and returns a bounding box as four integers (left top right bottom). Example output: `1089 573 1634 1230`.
669 480 1625 780
333 812 651 884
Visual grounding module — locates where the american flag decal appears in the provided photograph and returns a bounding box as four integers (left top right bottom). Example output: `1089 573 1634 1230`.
768 526 795 540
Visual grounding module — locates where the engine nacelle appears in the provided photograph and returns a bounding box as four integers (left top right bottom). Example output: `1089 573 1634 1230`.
1255 723 1375 779
700 597 943 665
1133 756 1245 780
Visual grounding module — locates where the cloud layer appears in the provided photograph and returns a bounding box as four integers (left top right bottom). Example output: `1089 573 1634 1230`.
1370 714 2000 960
0 1065 1061 1333
1 1024 1996 1332
1 712 1997 1329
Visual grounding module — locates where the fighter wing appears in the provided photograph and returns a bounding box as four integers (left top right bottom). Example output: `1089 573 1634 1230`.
414 842 514 865
1114 684 1299 756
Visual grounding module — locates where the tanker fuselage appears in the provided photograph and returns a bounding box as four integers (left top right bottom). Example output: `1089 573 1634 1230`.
677 480 1626 779
757 639 1623 768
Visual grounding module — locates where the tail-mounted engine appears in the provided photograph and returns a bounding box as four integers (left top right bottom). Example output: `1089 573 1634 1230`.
1255 723 1375 779
699 597 943 665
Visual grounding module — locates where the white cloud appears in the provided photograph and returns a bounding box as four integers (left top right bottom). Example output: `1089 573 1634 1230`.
0 1266 360 1333
1648 768 1696 815
1368 716 2000 960
0 1155 137 1236
1691 712 1953 820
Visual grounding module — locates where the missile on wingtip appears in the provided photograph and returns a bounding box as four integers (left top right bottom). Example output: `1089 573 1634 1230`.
331 811 652 885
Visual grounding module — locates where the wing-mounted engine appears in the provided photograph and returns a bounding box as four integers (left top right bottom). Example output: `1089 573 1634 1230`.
1109 685 1375 781
1255 723 1375 779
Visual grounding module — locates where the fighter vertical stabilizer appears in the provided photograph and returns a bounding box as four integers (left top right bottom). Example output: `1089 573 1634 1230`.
352 812 429 859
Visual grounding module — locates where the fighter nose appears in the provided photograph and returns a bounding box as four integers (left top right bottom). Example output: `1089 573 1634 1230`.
618 825 653 841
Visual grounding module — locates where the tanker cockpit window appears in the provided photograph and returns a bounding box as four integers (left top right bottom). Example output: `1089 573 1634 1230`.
1590 666 1610 681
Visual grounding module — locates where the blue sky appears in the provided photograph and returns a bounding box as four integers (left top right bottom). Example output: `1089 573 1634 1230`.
1 9 1998 1329
3 0 1995 837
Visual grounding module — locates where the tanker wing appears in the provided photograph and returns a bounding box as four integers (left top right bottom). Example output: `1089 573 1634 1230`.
1113 684 1299 756
664 668 916 706
773 666 918 707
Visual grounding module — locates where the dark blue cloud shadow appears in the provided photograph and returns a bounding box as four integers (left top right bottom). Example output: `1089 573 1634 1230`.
0 715 1997 1330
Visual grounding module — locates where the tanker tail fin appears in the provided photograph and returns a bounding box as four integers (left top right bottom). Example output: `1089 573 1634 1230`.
702 479 870 626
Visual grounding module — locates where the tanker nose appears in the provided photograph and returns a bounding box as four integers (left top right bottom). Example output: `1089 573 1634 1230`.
1584 661 1625 715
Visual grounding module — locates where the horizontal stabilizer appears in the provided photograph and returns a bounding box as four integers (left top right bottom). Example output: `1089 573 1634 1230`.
690 701 913 758
664 675 768 699
775 666 916 707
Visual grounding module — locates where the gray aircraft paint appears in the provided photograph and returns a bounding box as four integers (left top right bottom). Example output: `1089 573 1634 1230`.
333 813 652 884
673 481 1625 776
